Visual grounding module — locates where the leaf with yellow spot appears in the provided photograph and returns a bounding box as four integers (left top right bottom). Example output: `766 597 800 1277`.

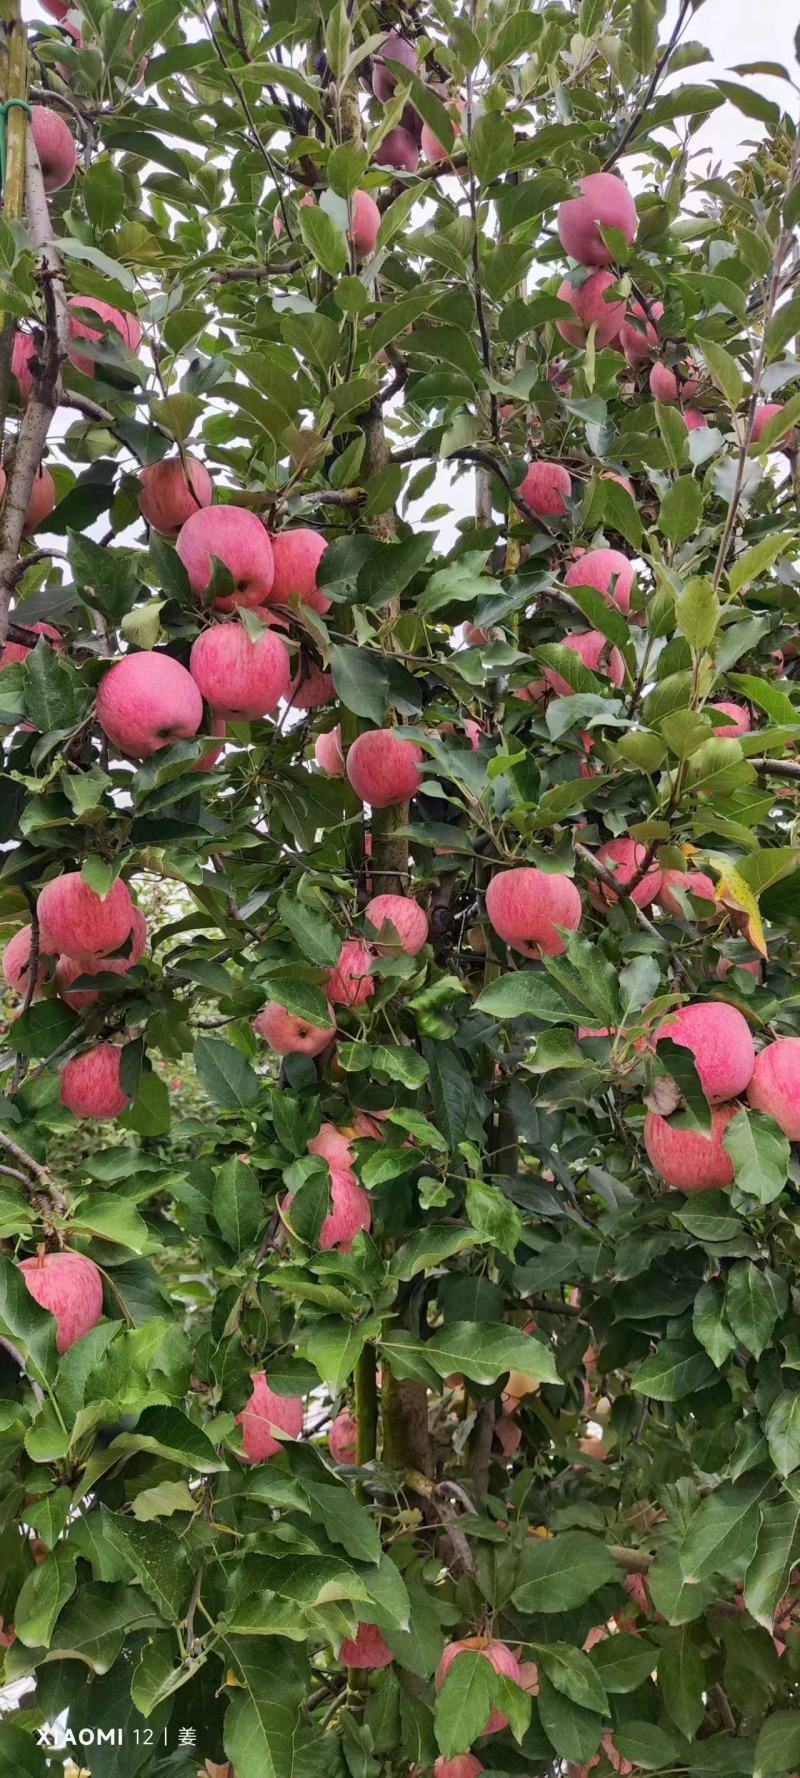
712 863 767 957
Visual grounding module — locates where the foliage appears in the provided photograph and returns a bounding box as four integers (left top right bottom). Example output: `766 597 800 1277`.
0 1 799 1776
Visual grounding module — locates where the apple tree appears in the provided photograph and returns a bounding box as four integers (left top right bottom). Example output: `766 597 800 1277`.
1 1 800 1775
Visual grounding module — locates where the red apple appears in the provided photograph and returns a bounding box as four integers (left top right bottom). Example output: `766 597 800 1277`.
36 872 135 961
364 893 429 955
644 1102 738 1191
67 295 142 373
435 1638 523 1736
19 1251 103 1353
29 105 76 191
266 528 330 613
653 1001 755 1103
137 455 213 535
97 651 204 759
325 939 375 1006
189 622 291 720
557 172 637 267
252 1001 336 1056
557 270 625 349
314 726 345 776
177 505 275 610
60 1043 129 1120
236 1371 304 1462
486 867 582 959
346 728 423 807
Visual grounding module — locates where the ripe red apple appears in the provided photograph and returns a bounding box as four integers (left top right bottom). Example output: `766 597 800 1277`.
0 619 61 671
328 1407 358 1464
683 409 707 431
715 954 762 984
420 100 466 162
709 700 750 739
60 1042 129 1120
189 622 291 721
649 360 700 405
542 629 625 697
653 1001 755 1103
592 838 662 908
11 331 37 404
644 1102 738 1191
36 872 135 961
236 1370 304 1462
619 298 663 366
601 469 636 498
18 1251 103 1353
565 546 633 615
252 1001 336 1055
97 651 203 759
372 31 417 100
747 1037 800 1137
375 126 419 172
436 1759 484 1778
177 505 275 609
314 726 345 776
55 905 147 1009
325 938 375 1006
29 105 77 191
285 1168 371 1250
347 190 381 259
518 461 572 516
67 295 142 373
557 171 637 266
339 1622 394 1668
486 867 582 959
657 869 717 920
346 728 423 807
309 1122 355 1170
557 270 625 349
435 1638 523 1736
267 527 330 614
2 922 54 994
750 403 792 446
0 464 56 536
137 455 213 534
364 893 429 956
290 662 334 710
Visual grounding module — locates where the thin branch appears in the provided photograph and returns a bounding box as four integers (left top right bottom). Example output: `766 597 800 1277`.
603 0 693 169
750 755 800 782
0 131 69 643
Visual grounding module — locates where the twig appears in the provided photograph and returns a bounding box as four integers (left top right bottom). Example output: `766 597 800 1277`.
603 0 693 169
0 129 69 643
750 755 800 782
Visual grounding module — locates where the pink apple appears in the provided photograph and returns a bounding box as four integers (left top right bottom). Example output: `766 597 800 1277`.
644 1102 738 1191
289 662 334 709
309 1123 355 1170
0 619 61 671
747 1037 800 1138
709 700 750 739
67 295 142 373
137 455 213 535
542 629 625 696
325 939 375 1006
328 1407 358 1464
557 172 637 267
29 105 77 191
97 651 203 759
375 127 419 172
518 461 572 516
189 622 290 720
2 923 53 994
236 1371 304 1462
55 905 147 1009
619 299 663 367
435 1638 523 1736
653 1001 755 1103
19 1251 103 1353
364 893 429 956
486 867 582 959
177 505 275 609
557 270 625 349
657 869 716 919
314 726 345 776
60 1042 130 1119
36 872 135 961
252 1001 336 1056
267 528 330 613
273 190 315 239
372 31 417 100
346 728 423 807
750 403 792 447
565 546 633 614
0 464 56 536
347 190 381 259
339 1622 394 1667
11 331 37 404
591 838 662 908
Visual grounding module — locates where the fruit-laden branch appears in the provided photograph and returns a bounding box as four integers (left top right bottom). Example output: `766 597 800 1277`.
0 124 69 643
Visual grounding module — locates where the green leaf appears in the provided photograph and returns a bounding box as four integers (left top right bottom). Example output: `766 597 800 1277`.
304 1317 366 1389
23 641 89 735
14 1545 76 1647
222 1637 306 1778
658 1625 705 1739
724 1109 790 1205
45 1581 156 1672
513 1531 619 1611
633 1338 716 1400
106 1404 226 1474
744 1501 800 1628
540 1645 609 1714
589 1635 658 1692
764 1391 800 1477
676 576 719 650
329 644 388 724
729 533 796 595
693 1278 737 1368
277 893 341 966
68 530 139 622
194 1037 260 1111
70 1193 149 1251
658 477 703 545
304 1481 381 1563
212 1156 263 1250
435 1650 505 1757
614 1722 680 1769
83 157 126 231
299 204 348 276
754 1712 800 1778
384 1320 558 1387
725 1261 787 1358
698 337 744 408
12 998 78 1059
102 1513 194 1618
537 1673 602 1764
474 970 576 1022
681 1480 768 1582
469 112 515 184
421 1039 473 1150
